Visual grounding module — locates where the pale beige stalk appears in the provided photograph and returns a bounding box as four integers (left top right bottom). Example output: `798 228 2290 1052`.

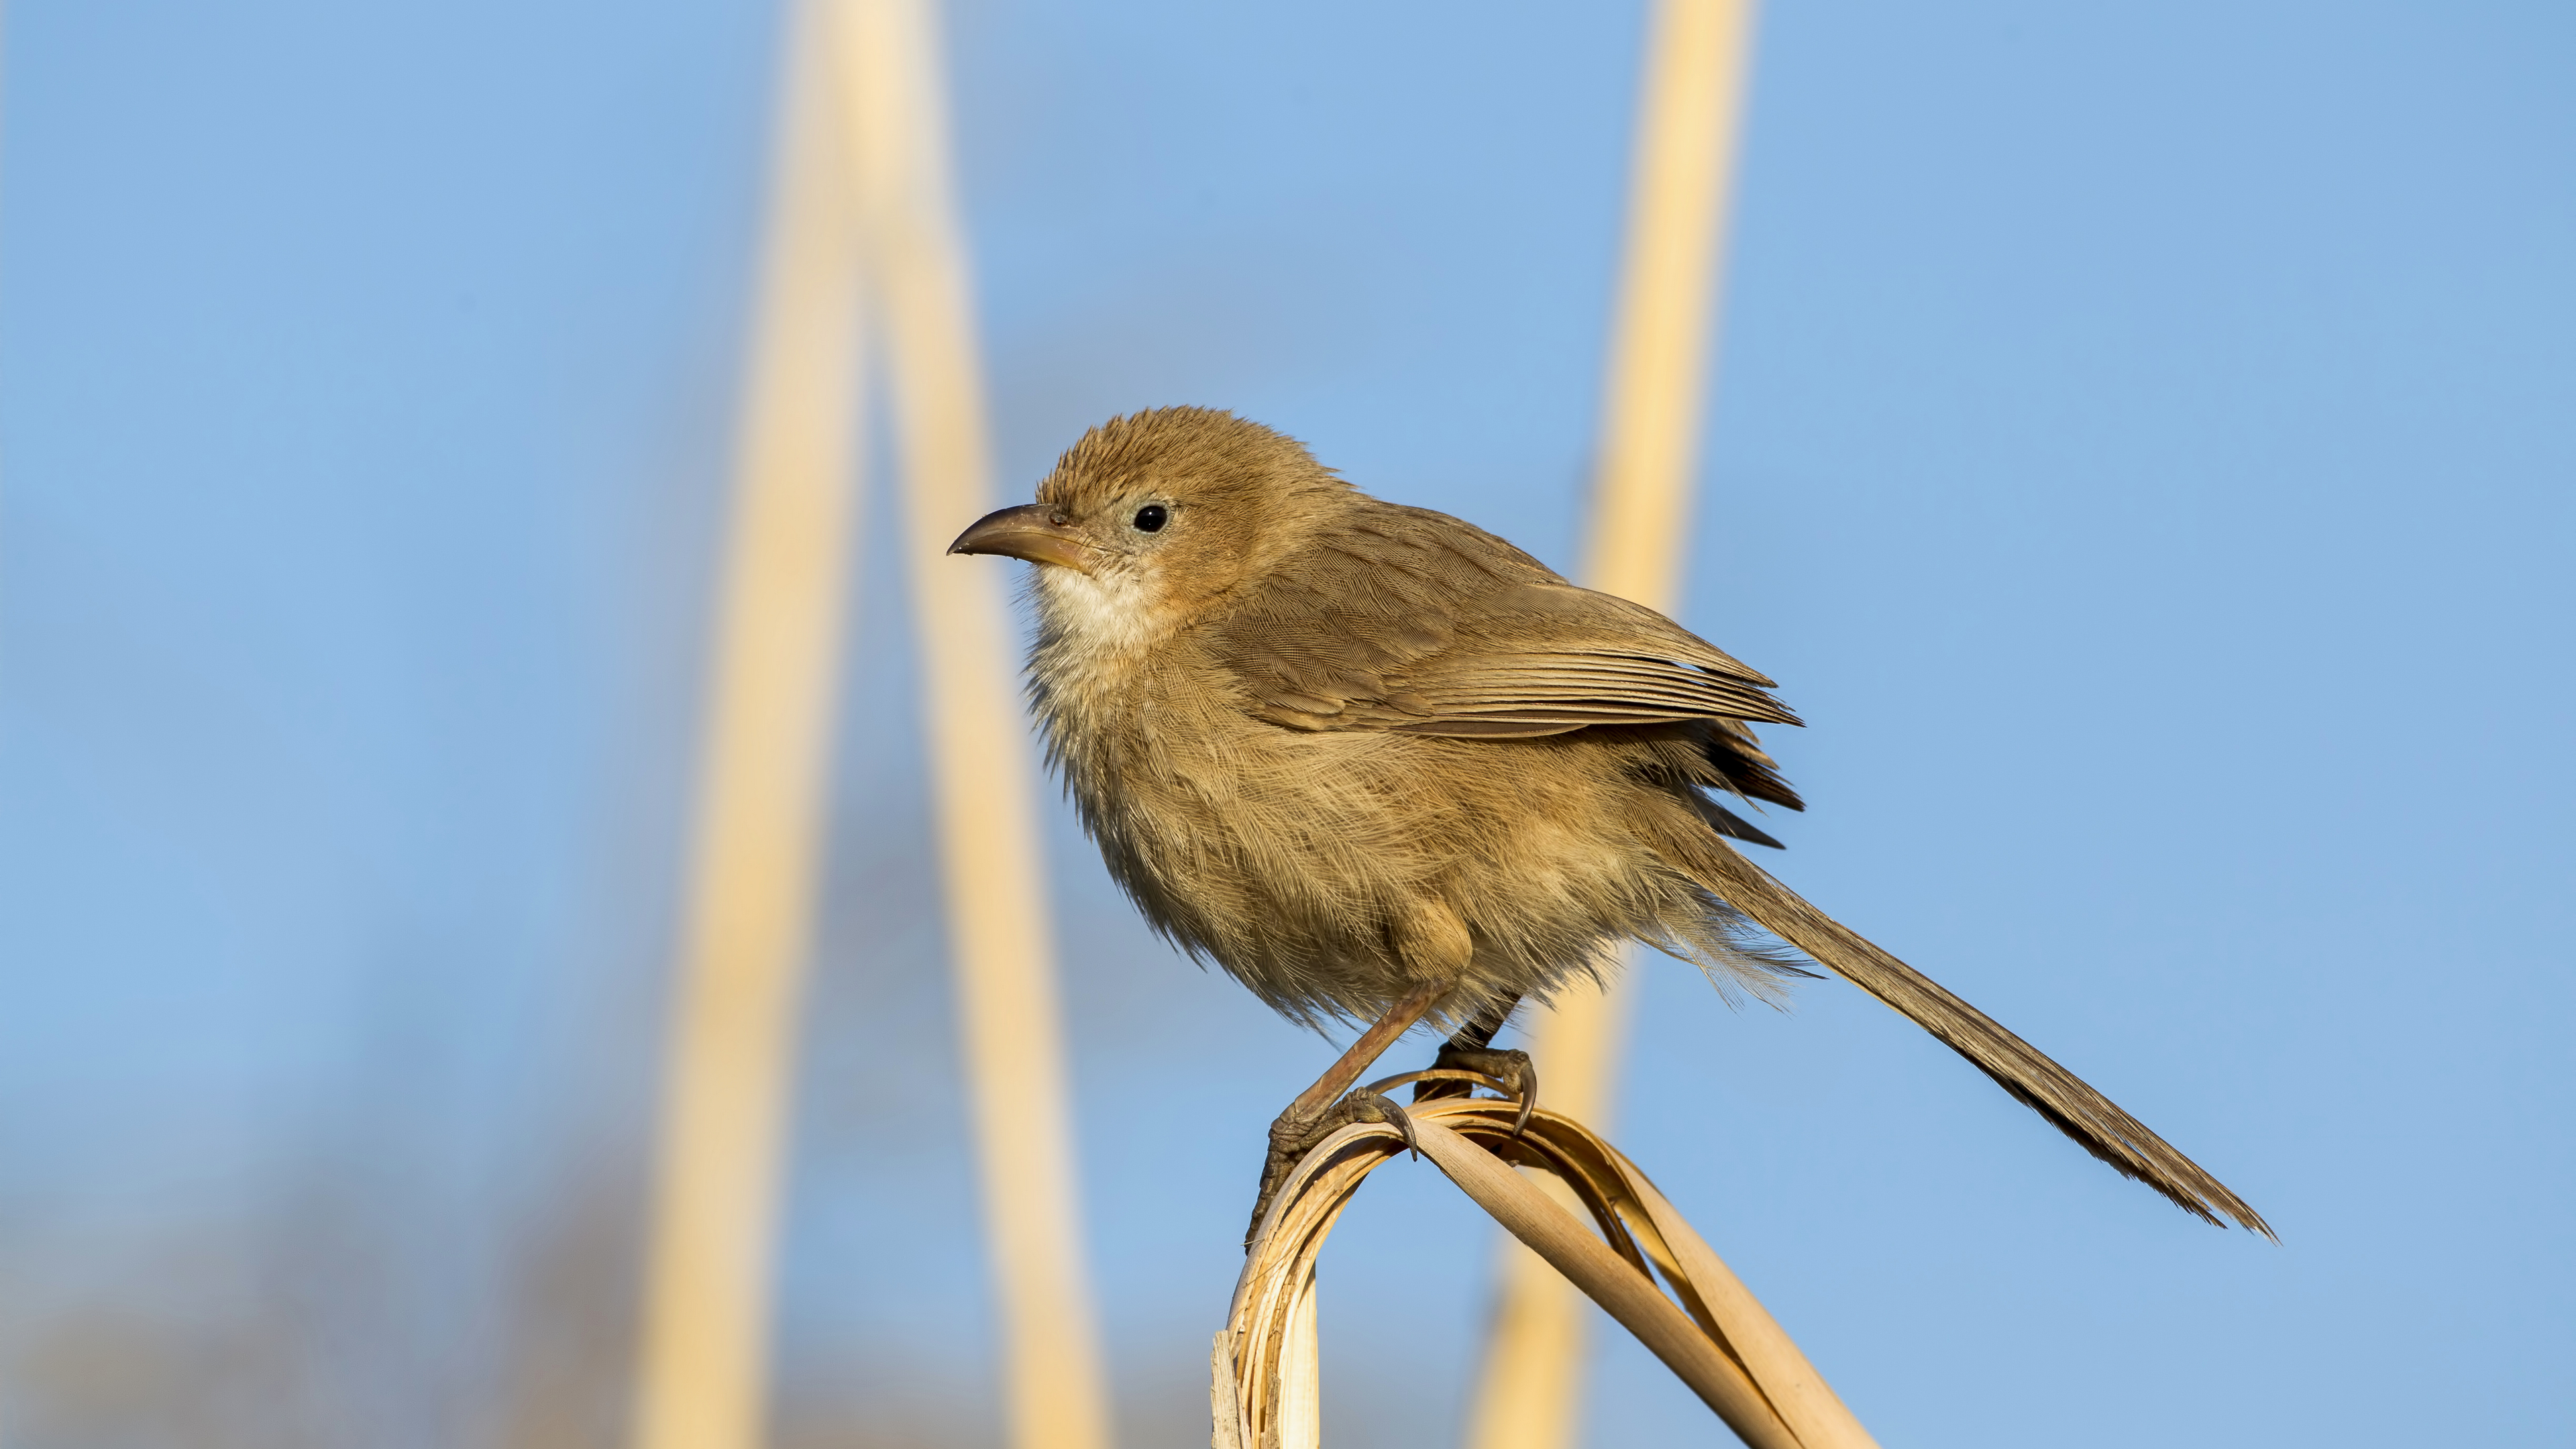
631 5 865 1446
1221 1093 1873 1448
1474 4 1762 1446
1617 1161 1873 1448
1274 1266 1324 1449
834 3 1115 1448
1462 998 1629 1449
1586 0 1760 612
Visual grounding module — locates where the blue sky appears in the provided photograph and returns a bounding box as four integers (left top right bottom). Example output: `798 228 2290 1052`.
1 2 2569 1446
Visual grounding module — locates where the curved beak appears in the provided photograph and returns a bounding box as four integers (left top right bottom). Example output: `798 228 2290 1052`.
946 504 1097 574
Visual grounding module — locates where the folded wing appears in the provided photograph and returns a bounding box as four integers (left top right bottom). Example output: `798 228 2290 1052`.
1212 503 1800 741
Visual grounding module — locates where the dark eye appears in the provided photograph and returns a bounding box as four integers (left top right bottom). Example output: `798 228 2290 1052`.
1132 504 1169 533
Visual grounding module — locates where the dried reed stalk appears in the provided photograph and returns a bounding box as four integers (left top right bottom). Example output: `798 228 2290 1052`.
637 5 1111 1447
1476 3 1768 1443
629 4 865 1446
1218 1075 1874 1449
833 1 1115 1445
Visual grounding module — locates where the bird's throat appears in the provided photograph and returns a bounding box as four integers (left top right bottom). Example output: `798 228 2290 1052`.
1034 564 1175 672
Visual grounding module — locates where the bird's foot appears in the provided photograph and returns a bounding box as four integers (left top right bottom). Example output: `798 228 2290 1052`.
1244 1089 1417 1247
1411 1044 1539 1137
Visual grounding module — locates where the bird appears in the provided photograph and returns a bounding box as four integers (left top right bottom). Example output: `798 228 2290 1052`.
949 405 2270 1242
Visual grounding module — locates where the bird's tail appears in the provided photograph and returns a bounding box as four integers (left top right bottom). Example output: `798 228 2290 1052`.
1668 830 2272 1236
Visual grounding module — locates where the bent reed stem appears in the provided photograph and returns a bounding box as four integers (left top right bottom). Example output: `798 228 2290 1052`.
1217 1091 1875 1449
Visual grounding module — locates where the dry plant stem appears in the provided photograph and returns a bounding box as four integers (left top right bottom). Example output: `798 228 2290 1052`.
1483 0 1764 1435
1461 1109 1866 1447
1407 1118 1797 1449
630 6 862 1447
1229 1125 1402 1445
1223 1097 1873 1449
1366 1068 1507 1097
1275 1264 1323 1449
1210 1332 1248 1449
1614 1156 1871 1449
837 1 1116 1445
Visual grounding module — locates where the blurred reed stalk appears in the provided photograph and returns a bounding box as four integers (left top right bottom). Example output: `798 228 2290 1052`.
1469 3 1761 1448
836 1 1116 1448
631 3 867 1446
632 2 1110 1447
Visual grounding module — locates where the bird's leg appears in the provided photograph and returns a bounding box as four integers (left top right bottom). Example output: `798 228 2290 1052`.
1246 981 1444 1245
1412 993 1538 1137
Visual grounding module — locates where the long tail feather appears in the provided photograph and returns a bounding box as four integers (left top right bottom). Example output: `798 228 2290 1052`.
1677 835 2272 1237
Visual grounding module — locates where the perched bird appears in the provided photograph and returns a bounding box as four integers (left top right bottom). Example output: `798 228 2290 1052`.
951 406 2268 1241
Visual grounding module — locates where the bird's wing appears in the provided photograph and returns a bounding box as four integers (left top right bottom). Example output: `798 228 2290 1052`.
1208 504 1801 738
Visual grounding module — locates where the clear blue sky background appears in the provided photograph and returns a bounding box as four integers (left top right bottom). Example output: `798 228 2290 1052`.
1 2 2569 1446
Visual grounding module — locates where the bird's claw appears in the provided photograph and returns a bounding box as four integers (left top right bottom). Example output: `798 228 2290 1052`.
1245 1089 1418 1246
1413 1044 1539 1138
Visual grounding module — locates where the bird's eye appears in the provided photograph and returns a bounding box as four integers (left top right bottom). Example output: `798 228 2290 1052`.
1132 504 1169 533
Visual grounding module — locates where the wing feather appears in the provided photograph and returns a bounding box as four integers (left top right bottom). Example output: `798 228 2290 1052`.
1211 502 1803 741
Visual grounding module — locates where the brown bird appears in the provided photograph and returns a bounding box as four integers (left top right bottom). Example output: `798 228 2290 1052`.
951 406 2269 1242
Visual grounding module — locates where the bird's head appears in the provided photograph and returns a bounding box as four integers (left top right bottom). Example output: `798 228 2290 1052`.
948 407 1352 657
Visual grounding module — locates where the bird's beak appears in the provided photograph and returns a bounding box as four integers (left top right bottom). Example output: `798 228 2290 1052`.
947 504 1097 574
